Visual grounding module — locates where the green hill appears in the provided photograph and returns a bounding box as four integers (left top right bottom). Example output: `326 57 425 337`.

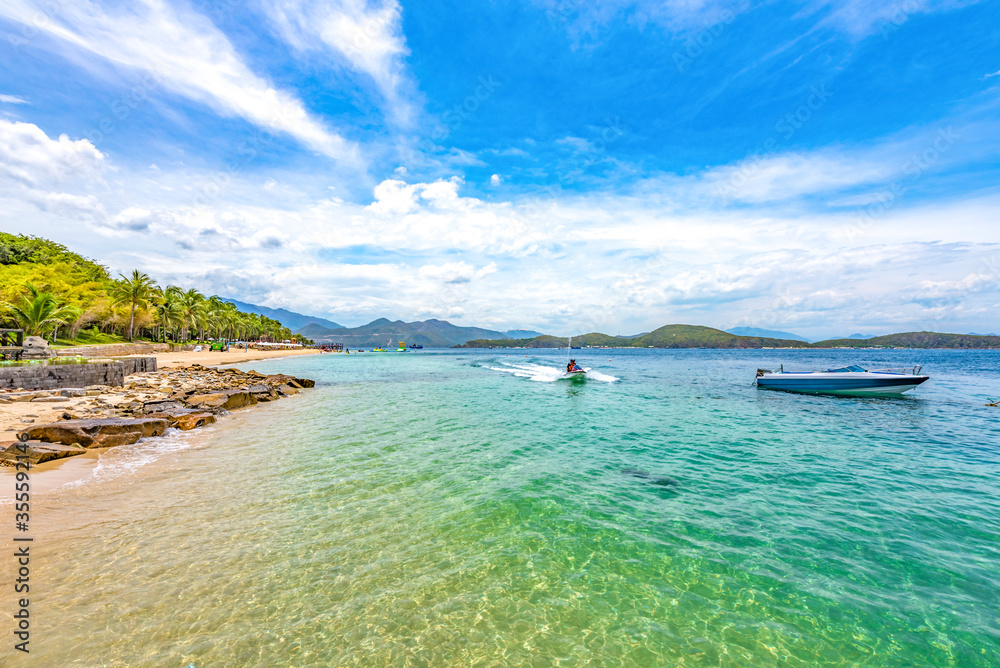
0 232 112 325
814 331 1000 349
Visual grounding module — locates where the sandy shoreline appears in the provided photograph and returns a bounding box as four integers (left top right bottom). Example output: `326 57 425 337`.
143 346 320 369
0 347 319 496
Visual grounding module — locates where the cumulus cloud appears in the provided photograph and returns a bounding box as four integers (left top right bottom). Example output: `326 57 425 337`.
0 119 104 186
0 0 355 160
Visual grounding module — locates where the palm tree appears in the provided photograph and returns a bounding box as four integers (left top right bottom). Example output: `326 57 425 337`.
109 270 157 341
174 288 204 342
2 285 81 338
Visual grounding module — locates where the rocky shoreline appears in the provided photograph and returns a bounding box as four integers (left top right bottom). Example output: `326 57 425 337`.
1 364 314 467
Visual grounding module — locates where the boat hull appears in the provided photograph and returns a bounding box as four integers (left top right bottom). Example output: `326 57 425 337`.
756 373 929 395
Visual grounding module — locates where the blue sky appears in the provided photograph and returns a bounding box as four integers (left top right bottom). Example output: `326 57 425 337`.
1 0 998 338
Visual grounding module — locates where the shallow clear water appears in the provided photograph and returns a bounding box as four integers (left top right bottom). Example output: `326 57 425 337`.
3 349 1000 666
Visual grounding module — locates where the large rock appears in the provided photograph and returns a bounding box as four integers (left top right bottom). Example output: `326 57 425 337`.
173 412 216 430
247 384 280 402
22 336 55 359
0 441 87 466
146 411 216 430
21 417 169 448
265 374 315 388
142 399 184 414
184 390 257 412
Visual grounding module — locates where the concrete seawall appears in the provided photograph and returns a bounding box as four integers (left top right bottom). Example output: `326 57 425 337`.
0 357 157 391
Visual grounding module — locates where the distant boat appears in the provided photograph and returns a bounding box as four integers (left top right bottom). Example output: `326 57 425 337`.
409 344 423 349
756 365 928 395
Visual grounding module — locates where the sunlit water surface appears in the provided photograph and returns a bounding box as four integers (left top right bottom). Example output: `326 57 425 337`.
2 349 999 666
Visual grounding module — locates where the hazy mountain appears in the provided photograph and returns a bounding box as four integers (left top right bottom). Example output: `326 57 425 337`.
305 318 508 347
223 299 343 331
505 329 545 338
726 327 811 343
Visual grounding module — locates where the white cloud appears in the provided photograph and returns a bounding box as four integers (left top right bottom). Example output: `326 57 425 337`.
812 0 980 37
490 174 503 186
704 151 891 202
0 94 28 104
5 117 1000 336
0 119 104 186
0 0 355 161
262 0 416 125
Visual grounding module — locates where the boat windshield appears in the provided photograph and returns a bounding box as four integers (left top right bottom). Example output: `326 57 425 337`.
827 365 867 373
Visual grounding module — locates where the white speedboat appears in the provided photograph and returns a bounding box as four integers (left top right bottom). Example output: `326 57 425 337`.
756 365 928 395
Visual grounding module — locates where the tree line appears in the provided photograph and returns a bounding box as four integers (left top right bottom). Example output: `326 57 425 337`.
1 270 310 345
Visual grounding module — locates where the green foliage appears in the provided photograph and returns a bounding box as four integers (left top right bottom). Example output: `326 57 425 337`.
0 231 298 344
2 284 82 337
0 232 109 280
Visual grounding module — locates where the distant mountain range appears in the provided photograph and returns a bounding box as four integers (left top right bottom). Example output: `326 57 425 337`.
461 326 1000 349
300 318 512 348
224 299 343 332
726 327 811 343
222 300 1000 350
463 325 812 349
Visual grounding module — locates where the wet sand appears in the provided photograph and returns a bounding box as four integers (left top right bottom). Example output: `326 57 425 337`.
0 449 104 497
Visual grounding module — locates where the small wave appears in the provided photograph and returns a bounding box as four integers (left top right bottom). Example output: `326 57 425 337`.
485 361 618 383
63 427 209 488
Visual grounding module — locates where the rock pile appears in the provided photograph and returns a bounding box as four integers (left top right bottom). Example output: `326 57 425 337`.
0 365 314 467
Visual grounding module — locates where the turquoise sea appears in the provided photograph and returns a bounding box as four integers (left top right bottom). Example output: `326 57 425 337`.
4 349 1000 666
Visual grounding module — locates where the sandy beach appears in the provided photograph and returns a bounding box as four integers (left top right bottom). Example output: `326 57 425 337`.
145 345 320 369
0 347 320 496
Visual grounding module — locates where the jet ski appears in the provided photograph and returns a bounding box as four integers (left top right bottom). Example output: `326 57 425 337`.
564 359 586 379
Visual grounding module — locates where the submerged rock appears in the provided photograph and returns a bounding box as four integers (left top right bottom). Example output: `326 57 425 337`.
621 468 680 488
22 417 169 448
